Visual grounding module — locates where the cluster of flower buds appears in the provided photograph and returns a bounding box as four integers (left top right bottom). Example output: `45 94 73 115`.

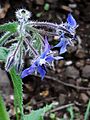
4 9 78 79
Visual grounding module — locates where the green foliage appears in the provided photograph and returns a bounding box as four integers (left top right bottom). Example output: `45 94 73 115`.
36 12 42 18
9 68 23 120
67 106 74 120
24 104 53 120
32 32 42 54
0 22 18 33
0 95 10 120
84 100 90 120
0 32 13 45
25 26 43 54
50 113 56 120
0 47 9 61
44 3 50 11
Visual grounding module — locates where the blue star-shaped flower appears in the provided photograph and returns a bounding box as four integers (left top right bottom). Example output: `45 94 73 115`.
54 37 69 54
66 13 78 35
21 38 63 80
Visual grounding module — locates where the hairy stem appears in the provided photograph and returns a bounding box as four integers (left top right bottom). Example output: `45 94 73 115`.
24 38 39 56
28 21 71 34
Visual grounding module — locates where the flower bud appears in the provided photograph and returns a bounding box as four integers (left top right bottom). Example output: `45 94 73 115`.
16 9 31 23
5 55 15 71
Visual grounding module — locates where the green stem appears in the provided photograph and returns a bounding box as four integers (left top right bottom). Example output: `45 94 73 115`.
0 94 10 120
84 100 90 120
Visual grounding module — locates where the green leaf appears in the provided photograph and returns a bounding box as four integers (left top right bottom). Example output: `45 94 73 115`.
0 32 13 46
36 12 42 18
67 106 74 120
25 26 43 54
32 32 42 54
84 100 90 120
50 113 56 120
24 104 53 120
44 3 50 11
0 22 18 33
0 95 10 120
9 68 23 120
0 47 9 61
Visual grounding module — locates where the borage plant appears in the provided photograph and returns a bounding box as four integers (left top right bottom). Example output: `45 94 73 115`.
0 9 78 120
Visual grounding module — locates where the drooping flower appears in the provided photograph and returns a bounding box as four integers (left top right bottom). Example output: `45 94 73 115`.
66 13 78 35
54 14 77 54
54 37 68 54
21 38 63 79
54 34 74 55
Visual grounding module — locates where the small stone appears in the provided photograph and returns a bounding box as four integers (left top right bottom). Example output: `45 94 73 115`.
75 48 86 58
65 61 73 66
65 66 79 79
46 0 58 3
88 83 90 87
74 106 79 112
86 59 90 65
63 114 68 119
75 60 85 68
58 60 65 67
36 0 44 5
0 68 12 96
59 94 66 105
80 93 89 103
81 65 90 78
87 91 90 96
68 79 76 85
76 78 82 85
61 5 73 12
69 3 77 8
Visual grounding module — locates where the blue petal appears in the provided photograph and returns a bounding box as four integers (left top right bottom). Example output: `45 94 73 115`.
21 64 36 78
60 45 67 54
54 39 64 48
37 65 46 80
67 13 76 27
44 36 50 51
41 37 50 59
45 56 54 63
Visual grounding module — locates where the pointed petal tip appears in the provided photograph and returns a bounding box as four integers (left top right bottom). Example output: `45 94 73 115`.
21 64 35 78
67 13 77 27
37 66 46 80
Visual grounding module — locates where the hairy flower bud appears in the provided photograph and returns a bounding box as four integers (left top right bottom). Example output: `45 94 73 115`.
16 9 31 23
5 55 15 71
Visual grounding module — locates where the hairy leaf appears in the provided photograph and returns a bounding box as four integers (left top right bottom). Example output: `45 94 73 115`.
24 104 53 120
9 68 23 119
0 95 10 120
0 32 13 46
67 106 74 120
25 26 43 54
0 22 18 33
32 32 42 54
0 47 9 61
